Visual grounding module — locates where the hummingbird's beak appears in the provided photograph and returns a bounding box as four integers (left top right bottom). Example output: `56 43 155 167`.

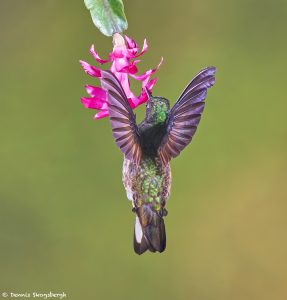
145 88 152 99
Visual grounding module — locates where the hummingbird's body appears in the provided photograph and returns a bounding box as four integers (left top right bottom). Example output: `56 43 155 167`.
100 67 216 254
122 102 172 253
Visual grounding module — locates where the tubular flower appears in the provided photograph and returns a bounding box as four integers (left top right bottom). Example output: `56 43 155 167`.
80 33 163 119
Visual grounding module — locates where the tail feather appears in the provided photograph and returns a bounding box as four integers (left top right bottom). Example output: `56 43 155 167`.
133 205 166 255
144 216 166 252
134 216 149 255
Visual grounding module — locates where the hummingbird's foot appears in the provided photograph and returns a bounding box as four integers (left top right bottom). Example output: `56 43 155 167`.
132 207 137 213
160 208 168 217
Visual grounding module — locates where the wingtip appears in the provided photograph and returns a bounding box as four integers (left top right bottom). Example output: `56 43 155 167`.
206 66 217 74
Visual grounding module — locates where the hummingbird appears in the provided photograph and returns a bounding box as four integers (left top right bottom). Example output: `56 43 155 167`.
100 66 216 254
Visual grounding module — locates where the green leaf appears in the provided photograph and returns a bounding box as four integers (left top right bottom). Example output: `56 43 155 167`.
84 0 128 37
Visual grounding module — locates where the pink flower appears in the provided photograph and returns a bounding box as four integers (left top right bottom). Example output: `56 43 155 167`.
80 33 163 119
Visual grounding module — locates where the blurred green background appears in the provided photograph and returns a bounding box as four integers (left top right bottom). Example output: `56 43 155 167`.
1 1 287 299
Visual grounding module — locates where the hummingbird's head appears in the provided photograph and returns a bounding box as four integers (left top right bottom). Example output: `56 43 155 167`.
145 90 170 124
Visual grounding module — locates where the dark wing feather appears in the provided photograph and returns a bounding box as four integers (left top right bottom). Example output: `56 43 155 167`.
100 70 142 164
158 67 216 165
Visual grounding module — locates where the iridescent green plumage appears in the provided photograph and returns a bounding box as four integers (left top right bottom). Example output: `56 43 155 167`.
140 159 163 207
148 96 169 124
124 156 171 211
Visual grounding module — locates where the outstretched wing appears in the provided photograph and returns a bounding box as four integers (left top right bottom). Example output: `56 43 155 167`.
101 70 142 164
158 67 216 165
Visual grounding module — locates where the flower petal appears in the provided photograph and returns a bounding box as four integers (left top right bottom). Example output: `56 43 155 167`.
111 47 125 59
136 93 148 107
145 77 158 91
94 110 109 119
81 97 108 110
90 45 110 64
124 36 139 57
118 60 140 74
126 96 137 109
136 39 148 57
113 57 130 72
85 85 107 101
79 60 101 77
125 35 138 50
130 57 163 81
130 78 158 108
113 72 137 106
